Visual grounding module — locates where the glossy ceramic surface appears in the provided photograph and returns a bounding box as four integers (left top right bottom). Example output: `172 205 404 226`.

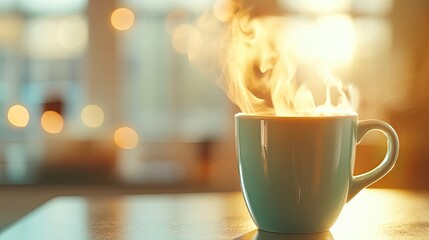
235 114 399 233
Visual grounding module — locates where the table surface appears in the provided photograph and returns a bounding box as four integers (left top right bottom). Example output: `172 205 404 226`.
0 189 428 240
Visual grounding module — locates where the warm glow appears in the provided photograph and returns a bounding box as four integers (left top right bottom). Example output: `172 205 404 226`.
285 15 356 66
190 9 358 116
0 16 22 44
213 0 238 22
57 16 87 50
26 16 88 59
111 8 135 31
7 105 30 128
41 111 64 134
81 104 104 128
114 127 139 149
227 16 356 115
165 10 188 35
280 0 352 14
172 24 198 54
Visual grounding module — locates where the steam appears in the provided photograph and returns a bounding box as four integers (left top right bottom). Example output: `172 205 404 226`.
187 1 358 116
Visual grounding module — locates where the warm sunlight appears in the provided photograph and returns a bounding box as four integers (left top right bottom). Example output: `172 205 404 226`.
285 14 356 66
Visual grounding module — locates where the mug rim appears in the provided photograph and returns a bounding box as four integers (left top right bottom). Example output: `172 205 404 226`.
235 112 357 119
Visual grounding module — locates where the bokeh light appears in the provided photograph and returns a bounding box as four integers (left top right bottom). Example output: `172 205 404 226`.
111 8 135 31
81 104 104 128
26 16 88 59
7 104 30 128
41 111 64 134
172 24 197 54
165 10 188 35
114 127 139 149
213 0 237 22
57 15 88 51
284 14 356 66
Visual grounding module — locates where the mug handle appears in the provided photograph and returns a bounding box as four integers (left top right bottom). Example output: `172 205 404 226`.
347 120 400 202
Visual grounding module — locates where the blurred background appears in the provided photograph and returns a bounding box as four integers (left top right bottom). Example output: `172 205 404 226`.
0 0 428 191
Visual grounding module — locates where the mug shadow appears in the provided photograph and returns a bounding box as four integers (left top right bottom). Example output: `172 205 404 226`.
235 229 334 240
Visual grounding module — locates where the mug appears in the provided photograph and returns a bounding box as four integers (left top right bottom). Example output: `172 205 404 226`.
235 113 399 233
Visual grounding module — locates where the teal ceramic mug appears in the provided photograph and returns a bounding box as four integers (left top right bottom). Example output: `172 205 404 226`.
235 113 399 233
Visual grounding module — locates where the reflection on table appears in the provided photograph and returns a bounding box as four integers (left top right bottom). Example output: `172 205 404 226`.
1 189 428 240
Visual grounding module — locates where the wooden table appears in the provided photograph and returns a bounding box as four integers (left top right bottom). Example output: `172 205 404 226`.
1 189 428 239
